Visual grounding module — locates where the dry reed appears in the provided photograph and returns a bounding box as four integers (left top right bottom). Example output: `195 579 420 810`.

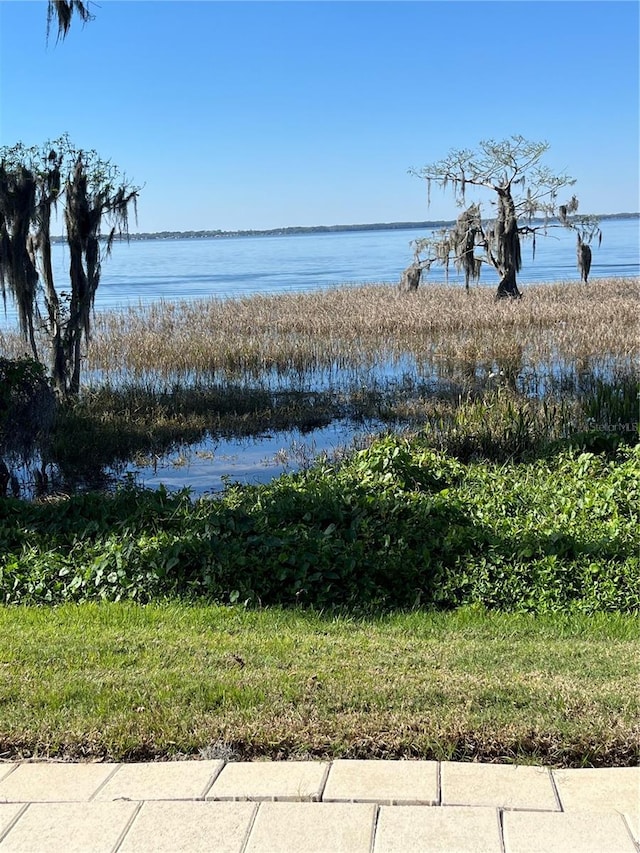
1 277 637 391
86 277 638 385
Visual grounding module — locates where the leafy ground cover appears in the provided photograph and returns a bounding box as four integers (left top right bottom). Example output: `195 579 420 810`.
0 438 637 612
0 602 636 765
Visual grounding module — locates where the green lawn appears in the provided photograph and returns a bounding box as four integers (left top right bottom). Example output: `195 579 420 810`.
1 438 637 766
1 603 637 766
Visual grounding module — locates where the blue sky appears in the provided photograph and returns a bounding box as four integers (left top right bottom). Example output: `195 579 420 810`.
1 1 638 233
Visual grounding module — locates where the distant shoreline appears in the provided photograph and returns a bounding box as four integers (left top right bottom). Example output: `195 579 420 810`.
51 212 639 243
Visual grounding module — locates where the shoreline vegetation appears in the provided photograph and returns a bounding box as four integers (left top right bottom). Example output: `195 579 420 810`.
1 276 638 765
1 276 637 494
49 210 640 243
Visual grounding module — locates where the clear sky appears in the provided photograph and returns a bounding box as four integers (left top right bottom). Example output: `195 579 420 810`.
1 1 638 233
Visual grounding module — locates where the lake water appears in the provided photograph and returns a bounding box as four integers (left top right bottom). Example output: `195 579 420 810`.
1 217 638 328
3 217 638 497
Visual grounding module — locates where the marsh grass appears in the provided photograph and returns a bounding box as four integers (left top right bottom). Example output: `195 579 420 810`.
0 603 636 765
2 278 637 491
4 278 634 387
71 277 640 450
84 277 638 386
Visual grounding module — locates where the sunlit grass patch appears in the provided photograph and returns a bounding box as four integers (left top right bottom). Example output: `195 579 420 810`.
0 603 637 765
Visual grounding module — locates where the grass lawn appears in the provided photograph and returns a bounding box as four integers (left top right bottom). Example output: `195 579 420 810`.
1 602 637 767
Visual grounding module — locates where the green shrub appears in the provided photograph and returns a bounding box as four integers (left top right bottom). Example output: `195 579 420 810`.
0 439 637 613
0 357 57 496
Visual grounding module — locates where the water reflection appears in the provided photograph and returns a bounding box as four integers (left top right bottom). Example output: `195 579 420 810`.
117 420 384 497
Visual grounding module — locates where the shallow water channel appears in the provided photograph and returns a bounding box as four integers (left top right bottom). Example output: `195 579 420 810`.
119 418 386 497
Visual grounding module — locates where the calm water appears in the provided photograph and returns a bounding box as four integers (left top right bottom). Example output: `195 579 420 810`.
1 218 638 328
122 419 387 497
4 217 638 496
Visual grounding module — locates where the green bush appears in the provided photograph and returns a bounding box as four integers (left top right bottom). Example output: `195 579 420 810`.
0 437 638 613
0 357 57 496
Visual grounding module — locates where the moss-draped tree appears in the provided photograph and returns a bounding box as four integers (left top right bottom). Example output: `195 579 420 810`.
409 136 598 299
46 0 93 42
0 135 139 398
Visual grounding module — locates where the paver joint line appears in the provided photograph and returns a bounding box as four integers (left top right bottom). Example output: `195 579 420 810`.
497 808 507 853
111 801 143 853
239 802 260 853
0 767 17 786
200 758 227 800
89 764 123 803
0 803 28 845
546 767 564 813
317 762 331 802
369 803 380 853
498 806 575 814
624 815 640 849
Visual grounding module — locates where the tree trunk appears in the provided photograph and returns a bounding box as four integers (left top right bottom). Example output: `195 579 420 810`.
577 239 592 283
70 333 82 396
399 263 422 291
493 187 522 300
49 330 68 399
0 459 9 498
495 266 522 300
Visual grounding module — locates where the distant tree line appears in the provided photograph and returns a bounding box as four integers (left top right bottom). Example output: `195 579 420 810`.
50 212 636 243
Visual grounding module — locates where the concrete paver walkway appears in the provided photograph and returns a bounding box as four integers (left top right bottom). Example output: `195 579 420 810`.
0 759 636 852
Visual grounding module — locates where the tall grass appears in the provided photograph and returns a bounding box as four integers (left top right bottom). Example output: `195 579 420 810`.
81 277 637 388
81 275 640 454
2 278 636 389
